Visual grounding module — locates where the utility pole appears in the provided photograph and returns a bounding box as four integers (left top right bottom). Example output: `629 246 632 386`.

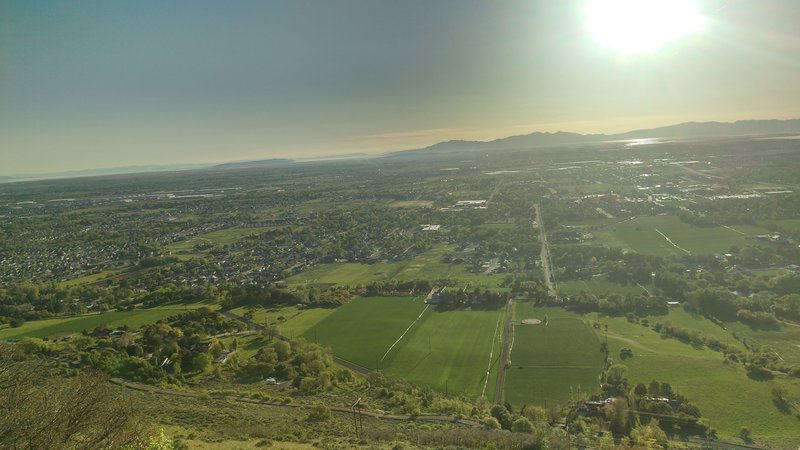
351 397 363 438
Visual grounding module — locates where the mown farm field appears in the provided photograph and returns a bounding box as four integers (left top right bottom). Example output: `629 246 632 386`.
383 307 505 398
299 296 428 368
302 296 505 399
591 215 769 257
505 304 603 407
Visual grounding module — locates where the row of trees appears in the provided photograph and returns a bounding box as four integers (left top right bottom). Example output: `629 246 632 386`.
592 362 711 439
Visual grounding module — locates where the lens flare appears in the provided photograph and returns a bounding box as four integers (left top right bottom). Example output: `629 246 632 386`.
585 0 706 53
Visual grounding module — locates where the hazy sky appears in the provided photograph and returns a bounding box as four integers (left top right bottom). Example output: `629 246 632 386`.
2 0 800 175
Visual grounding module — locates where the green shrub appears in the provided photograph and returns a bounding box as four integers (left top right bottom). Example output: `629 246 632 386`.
306 404 331 422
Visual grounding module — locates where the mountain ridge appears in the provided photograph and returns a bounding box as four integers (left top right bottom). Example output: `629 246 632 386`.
392 118 800 155
5 119 800 180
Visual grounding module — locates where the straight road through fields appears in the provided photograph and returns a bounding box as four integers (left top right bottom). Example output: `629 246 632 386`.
535 204 557 299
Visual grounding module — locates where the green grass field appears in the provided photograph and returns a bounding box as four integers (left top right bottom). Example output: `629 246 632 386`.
560 218 617 228
218 332 266 361
587 308 800 446
591 215 770 257
768 218 800 232
476 223 517 230
302 296 505 399
229 305 336 339
568 183 615 194
499 303 800 445
505 304 603 407
286 244 508 288
511 319 600 367
725 320 800 363
300 296 428 368
389 200 434 208
506 366 600 407
558 277 652 297
59 268 127 287
384 307 504 398
0 302 215 339
165 226 276 255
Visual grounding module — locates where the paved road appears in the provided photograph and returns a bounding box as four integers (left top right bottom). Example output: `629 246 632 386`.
534 204 557 299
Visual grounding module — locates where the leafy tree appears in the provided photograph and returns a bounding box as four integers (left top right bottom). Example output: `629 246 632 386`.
630 418 668 449
520 404 547 423
602 364 629 394
482 416 501 429
0 347 155 449
490 404 513 430
648 380 660 397
511 417 534 433
605 397 632 435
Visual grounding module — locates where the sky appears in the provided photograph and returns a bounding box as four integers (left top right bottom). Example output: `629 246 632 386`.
2 0 800 175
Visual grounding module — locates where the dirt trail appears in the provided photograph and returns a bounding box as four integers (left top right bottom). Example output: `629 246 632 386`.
493 298 514 403
109 378 483 427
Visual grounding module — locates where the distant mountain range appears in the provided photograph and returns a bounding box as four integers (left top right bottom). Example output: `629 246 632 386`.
0 163 213 183
4 119 800 181
393 118 800 155
210 158 295 170
209 153 375 169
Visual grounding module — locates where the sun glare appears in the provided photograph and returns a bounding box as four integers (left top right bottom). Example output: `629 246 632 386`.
585 0 706 54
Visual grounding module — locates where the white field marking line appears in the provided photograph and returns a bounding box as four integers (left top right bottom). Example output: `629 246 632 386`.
635 282 652 296
655 229 691 255
507 299 515 358
515 365 602 369
723 225 746 235
380 303 429 362
482 312 504 397
508 321 516 356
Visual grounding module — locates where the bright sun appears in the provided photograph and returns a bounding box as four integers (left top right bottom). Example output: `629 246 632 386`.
585 0 706 54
